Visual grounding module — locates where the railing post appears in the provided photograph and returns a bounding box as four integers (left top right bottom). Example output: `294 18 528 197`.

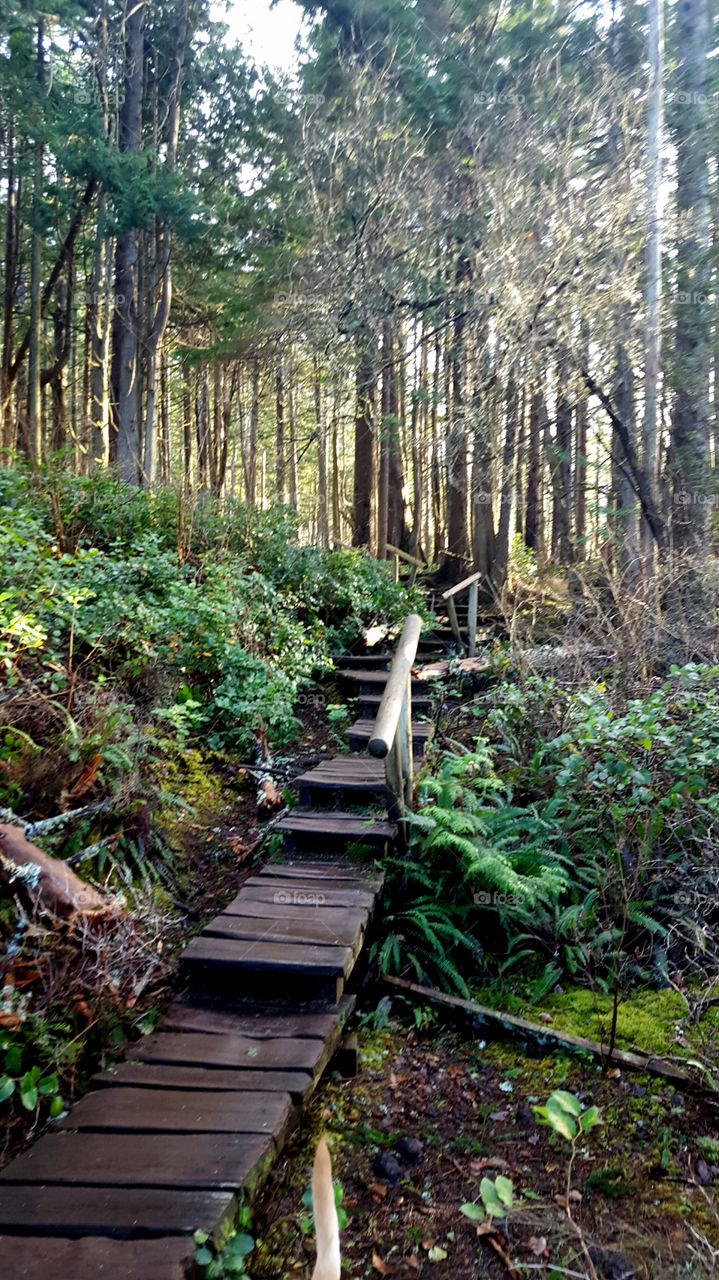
369 613 423 852
467 579 479 657
447 595 464 652
399 674 413 808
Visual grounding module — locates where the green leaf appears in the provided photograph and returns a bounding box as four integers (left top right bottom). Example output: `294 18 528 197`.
195 1246 213 1266
19 1083 38 1111
226 1234 254 1260
579 1105 602 1132
0 1076 15 1103
545 1096 577 1141
459 1202 484 1221
38 1073 59 1096
479 1177 506 1217
49 1095 65 1118
428 1245 448 1261
194 1231 209 1245
549 1090 582 1117
494 1175 514 1208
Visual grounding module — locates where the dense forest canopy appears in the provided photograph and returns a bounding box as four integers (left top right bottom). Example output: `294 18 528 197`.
0 0 716 586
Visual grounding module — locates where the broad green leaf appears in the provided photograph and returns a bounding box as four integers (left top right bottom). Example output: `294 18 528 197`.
459 1202 484 1221
545 1097 577 1141
549 1090 582 1117
0 1076 15 1103
494 1175 514 1207
579 1105 602 1132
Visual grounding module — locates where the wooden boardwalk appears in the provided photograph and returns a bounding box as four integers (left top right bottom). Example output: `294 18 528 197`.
0 659 406 1278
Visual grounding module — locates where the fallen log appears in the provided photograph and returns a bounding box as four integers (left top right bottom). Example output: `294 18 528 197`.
0 823 108 919
383 975 718 1098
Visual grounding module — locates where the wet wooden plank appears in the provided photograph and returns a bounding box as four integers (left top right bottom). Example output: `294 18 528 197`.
181 935 352 977
238 875 377 898
160 1000 343 1039
216 897 371 927
0 1131 273 1194
128 1031 325 1072
257 861 383 885
92 1062 313 1101
0 1185 234 1239
229 883 374 909
0 1235 194 1280
203 911 366 950
59 1088 293 1137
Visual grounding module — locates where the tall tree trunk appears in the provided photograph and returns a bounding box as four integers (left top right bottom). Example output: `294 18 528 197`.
551 347 573 562
110 0 147 483
669 0 711 552
642 0 665 557
574 325 590 553
613 342 639 575
352 329 375 548
495 368 518 582
246 356 260 507
275 358 286 503
142 0 188 485
27 19 45 466
443 253 471 579
315 366 330 548
525 383 544 555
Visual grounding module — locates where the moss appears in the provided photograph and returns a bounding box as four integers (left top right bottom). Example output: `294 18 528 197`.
527 986 687 1057
584 1165 636 1200
152 741 236 853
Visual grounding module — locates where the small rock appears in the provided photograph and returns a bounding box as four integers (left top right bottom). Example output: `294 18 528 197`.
589 1246 635 1280
516 1105 535 1129
630 1085 646 1098
394 1136 424 1166
694 1157 714 1186
373 1151 403 1184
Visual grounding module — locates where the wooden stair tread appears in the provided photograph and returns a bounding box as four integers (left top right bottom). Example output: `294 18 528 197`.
92 1062 313 1099
182 935 353 977
161 999 350 1039
0 1185 235 1239
347 718 433 737
294 756 386 789
338 668 429 685
0 1235 194 1279
0 1131 274 1193
129 1030 328 1070
275 809 395 837
60 1087 293 1136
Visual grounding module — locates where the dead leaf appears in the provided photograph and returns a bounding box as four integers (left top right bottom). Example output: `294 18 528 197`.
526 1236 549 1257
368 1182 388 1199
0 1011 22 1030
471 1157 511 1173
372 1253 391 1275
67 753 102 799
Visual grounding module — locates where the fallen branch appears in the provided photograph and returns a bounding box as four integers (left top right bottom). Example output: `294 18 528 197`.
383 975 719 1098
0 823 110 919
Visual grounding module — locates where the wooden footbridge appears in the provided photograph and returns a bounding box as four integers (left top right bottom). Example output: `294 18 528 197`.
0 581 482 1279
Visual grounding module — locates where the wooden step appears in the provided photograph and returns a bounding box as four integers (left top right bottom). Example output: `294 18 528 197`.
346 718 433 754
357 691 432 715
275 808 396 854
180 863 383 1005
0 1234 195 1278
295 755 387 806
338 668 431 695
334 654 391 669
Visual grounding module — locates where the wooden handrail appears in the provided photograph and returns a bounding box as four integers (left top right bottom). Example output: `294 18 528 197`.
368 613 423 849
441 570 482 600
441 571 482 657
385 544 427 569
369 613 423 758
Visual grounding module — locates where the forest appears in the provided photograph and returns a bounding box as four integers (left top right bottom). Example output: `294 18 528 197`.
1 0 719 1278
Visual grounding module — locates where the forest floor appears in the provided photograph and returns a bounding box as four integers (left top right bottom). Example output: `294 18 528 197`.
250 1014 719 1280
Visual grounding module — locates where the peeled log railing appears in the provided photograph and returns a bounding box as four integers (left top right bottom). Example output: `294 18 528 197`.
368 613 423 847
441 569 481 656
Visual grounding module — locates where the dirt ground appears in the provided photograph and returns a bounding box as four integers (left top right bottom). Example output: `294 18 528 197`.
250 1009 719 1280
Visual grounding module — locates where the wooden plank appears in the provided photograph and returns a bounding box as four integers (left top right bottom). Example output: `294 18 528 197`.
92 1062 313 1101
181 935 352 977
441 569 482 599
227 883 375 909
128 1031 326 1072
160 1000 344 1039
383 976 716 1094
216 896 373 923
0 1235 194 1280
273 810 395 839
0 1131 274 1194
257 861 383 884
59 1088 293 1137
203 911 366 950
0 1185 235 1239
